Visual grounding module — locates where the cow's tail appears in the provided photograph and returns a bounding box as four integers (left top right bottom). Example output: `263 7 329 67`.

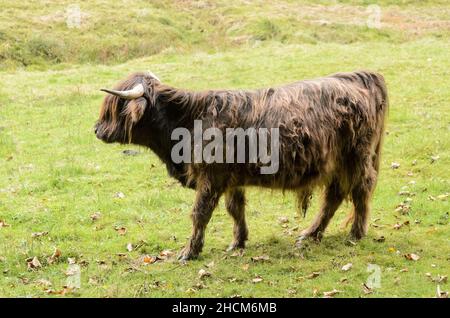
371 71 389 176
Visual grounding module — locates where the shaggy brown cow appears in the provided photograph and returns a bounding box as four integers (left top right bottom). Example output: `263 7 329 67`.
95 70 388 260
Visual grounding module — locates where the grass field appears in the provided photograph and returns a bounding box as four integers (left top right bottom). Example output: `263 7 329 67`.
0 1 449 297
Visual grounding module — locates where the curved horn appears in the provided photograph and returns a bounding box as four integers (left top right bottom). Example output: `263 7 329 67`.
100 83 144 99
147 71 161 82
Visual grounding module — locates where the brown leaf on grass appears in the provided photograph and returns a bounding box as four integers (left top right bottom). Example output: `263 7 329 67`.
400 268 408 273
159 250 175 260
305 272 321 279
115 226 127 235
391 162 400 169
205 261 215 268
198 269 211 279
45 287 73 296
242 263 250 271
48 248 61 264
404 253 420 261
437 193 449 201
90 212 101 221
27 256 42 270
373 236 385 242
436 286 448 298
251 255 270 262
31 231 48 238
0 220 10 228
395 203 411 214
340 277 348 283
278 216 289 224
35 279 52 288
142 255 159 265
116 253 127 260
252 276 263 283
323 289 342 298
436 275 448 284
427 274 448 284
341 263 353 272
362 283 373 295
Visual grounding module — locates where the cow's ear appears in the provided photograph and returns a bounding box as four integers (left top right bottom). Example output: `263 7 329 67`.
126 97 147 123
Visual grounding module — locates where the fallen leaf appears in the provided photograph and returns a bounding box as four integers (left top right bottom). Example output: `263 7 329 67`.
142 255 158 264
90 212 101 221
323 289 342 298
27 256 42 270
68 258 76 265
205 261 215 268
35 279 52 288
31 231 48 238
404 253 420 261
436 285 448 298
252 276 263 283
305 272 321 279
198 268 211 279
395 203 411 214
251 255 270 262
430 155 439 163
45 287 73 296
0 220 10 228
115 226 127 235
362 283 373 294
341 263 353 272
116 253 127 260
159 250 174 260
437 193 449 201
126 243 133 252
391 162 400 169
400 268 408 273
373 236 385 242
340 277 348 283
278 216 289 224
114 192 125 199
48 248 62 264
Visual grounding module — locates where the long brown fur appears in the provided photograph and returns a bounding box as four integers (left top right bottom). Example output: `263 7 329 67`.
95 70 389 260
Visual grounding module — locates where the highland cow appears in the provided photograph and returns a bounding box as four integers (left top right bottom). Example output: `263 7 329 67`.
95 70 388 260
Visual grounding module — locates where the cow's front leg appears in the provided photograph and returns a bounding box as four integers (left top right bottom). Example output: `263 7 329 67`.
178 186 222 261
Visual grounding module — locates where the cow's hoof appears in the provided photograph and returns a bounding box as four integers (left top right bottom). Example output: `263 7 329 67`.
295 234 320 249
177 248 198 262
295 235 310 249
226 241 245 252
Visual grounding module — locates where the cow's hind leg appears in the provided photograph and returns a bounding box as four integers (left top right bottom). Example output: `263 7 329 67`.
350 164 377 240
225 187 248 251
296 180 344 247
178 185 222 261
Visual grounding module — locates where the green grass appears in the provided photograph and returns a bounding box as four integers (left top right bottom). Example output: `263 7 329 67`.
0 0 449 298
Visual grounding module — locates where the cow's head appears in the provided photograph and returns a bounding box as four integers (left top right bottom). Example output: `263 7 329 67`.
95 71 160 144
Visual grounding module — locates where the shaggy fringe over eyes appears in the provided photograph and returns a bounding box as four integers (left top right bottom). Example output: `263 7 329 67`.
99 72 156 142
